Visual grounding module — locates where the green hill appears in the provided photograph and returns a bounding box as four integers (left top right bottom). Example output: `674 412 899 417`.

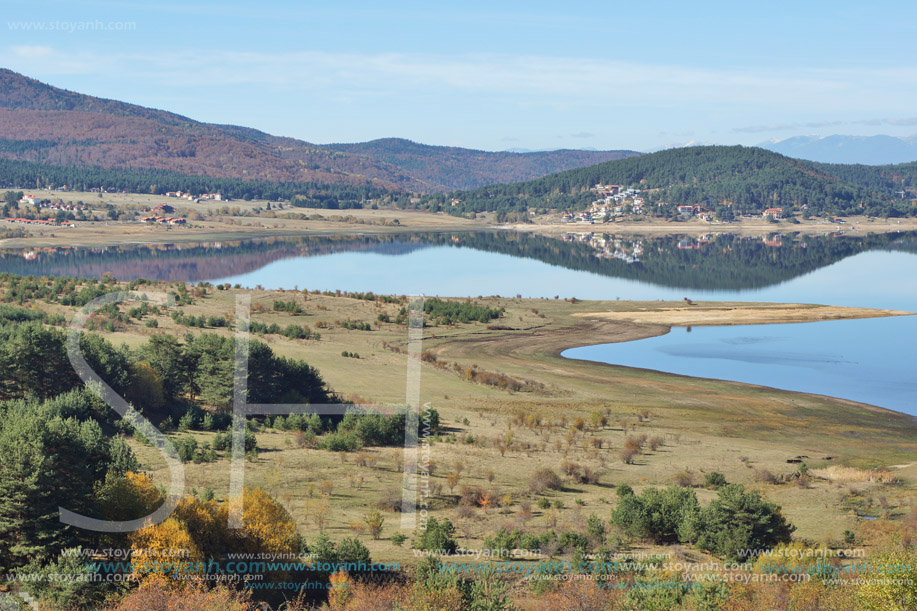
417 145 917 218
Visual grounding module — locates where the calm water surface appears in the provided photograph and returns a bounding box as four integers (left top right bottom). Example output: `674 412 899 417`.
3 232 914 413
211 244 916 414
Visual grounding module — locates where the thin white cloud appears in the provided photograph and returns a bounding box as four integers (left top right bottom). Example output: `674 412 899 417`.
734 121 846 133
4 46 917 119
11 45 54 58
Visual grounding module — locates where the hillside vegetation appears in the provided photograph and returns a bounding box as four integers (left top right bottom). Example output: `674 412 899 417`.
420 145 917 218
0 70 634 193
326 138 638 190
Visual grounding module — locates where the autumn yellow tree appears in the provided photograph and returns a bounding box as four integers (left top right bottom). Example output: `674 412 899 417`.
96 471 164 522
224 486 300 554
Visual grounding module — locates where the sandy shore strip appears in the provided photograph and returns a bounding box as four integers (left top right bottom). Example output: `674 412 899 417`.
573 303 915 326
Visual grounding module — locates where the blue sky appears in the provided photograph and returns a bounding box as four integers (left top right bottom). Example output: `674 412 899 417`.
2 0 917 151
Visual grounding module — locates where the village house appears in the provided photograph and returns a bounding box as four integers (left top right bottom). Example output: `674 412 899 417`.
763 207 784 219
141 215 186 225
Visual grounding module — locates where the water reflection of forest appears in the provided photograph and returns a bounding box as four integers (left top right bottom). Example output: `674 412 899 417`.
1 230 914 290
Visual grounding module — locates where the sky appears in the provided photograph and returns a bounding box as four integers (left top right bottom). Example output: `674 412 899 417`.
2 0 917 152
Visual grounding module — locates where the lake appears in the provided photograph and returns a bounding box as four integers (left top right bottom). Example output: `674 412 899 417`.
3 231 915 414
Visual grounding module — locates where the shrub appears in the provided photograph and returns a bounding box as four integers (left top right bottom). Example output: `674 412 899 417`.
421 405 441 434
673 470 696 487
212 432 230 451
680 484 796 561
529 468 563 493
611 485 700 544
620 447 639 465
705 472 728 489
414 517 458 554
174 436 198 462
337 537 372 565
319 431 362 452
376 489 403 512
624 436 645 452
586 513 606 544
754 468 777 484
364 509 385 539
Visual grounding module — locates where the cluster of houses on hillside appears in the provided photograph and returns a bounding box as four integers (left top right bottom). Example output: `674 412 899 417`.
36 200 89 213
141 205 186 225
17 194 87 213
165 191 221 203
558 184 792 224
563 184 647 223
140 215 186 225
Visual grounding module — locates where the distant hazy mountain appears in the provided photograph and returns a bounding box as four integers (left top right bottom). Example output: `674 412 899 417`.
0 68 639 192
762 135 917 165
324 138 639 190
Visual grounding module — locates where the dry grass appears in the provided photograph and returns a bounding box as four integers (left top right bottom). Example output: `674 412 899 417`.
13 278 912 566
811 465 900 484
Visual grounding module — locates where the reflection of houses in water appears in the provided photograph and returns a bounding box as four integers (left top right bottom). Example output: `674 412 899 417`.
677 234 715 250
762 235 783 247
561 232 644 263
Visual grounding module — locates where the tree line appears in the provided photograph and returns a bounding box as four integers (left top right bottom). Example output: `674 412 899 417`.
0 158 388 206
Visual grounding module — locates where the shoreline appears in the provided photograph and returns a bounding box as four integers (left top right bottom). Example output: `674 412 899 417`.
506 214 917 237
427 300 916 421
2 187 916 249
559 346 913 420
553 304 916 419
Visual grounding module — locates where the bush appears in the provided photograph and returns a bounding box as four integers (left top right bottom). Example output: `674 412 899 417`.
174 436 198 462
754 468 777 484
421 405 441 434
319 431 362 452
212 432 230 451
680 484 796 561
423 297 504 325
529 468 563 493
705 472 728 489
673 470 696 487
414 517 458 554
611 485 699 544
337 537 372 565
337 412 405 446
209 430 254 452
620 447 639 465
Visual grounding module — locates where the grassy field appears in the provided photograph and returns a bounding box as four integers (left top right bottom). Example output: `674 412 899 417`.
0 189 485 248
71 285 916 567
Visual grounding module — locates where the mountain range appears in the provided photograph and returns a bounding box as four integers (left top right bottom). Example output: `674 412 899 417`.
762 135 917 165
0 69 636 192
